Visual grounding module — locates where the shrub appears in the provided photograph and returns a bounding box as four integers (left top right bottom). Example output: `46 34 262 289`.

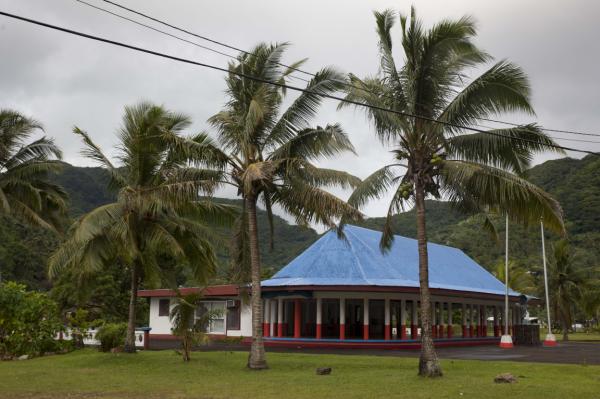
95 322 127 352
0 281 63 358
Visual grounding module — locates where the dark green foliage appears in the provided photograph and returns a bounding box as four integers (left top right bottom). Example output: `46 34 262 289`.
95 322 127 352
0 281 63 357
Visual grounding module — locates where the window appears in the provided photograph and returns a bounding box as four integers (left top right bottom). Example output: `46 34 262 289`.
196 301 226 334
226 301 241 330
158 299 170 317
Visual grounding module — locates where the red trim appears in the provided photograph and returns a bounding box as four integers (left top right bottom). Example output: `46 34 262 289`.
469 325 474 337
277 323 283 338
384 324 391 340
400 324 407 340
447 325 452 339
363 324 369 340
138 284 240 298
543 339 557 347
263 322 270 337
339 323 345 340
149 333 228 341
438 324 444 338
258 337 500 350
410 324 417 339
499 341 514 348
294 299 301 338
316 323 322 340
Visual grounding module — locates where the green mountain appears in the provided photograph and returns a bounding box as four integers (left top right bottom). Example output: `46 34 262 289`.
1 155 599 292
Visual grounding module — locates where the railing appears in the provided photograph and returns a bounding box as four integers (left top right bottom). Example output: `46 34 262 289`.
56 327 150 348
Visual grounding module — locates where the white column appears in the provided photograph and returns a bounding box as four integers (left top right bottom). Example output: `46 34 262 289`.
270 300 277 336
447 303 452 328
432 301 437 326
264 299 270 324
316 298 322 325
384 298 390 325
277 298 283 336
363 298 369 329
339 297 345 334
401 299 407 326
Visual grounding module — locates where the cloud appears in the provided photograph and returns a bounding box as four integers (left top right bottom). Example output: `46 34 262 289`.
0 0 598 219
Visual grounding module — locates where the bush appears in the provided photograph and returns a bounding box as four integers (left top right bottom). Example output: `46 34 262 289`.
95 323 127 352
0 281 63 358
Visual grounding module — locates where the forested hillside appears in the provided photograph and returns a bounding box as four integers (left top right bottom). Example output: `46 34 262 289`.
1 155 598 293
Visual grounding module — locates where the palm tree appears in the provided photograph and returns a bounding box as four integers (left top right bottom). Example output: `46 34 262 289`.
49 102 235 353
208 43 362 369
170 292 221 361
493 261 535 295
0 110 67 231
341 8 564 377
548 240 585 341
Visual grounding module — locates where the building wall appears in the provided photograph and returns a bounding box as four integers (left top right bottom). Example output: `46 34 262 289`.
148 296 252 338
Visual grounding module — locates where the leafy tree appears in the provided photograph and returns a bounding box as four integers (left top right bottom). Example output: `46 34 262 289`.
493 260 535 295
207 43 361 369
342 8 564 376
547 240 586 340
0 281 63 357
49 103 236 353
170 292 221 362
0 110 67 232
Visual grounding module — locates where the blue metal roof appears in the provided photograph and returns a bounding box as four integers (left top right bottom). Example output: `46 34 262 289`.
262 225 518 297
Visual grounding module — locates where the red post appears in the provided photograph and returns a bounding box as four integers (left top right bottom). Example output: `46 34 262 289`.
363 324 369 340
293 299 301 338
438 324 444 338
339 323 345 340
400 324 407 340
432 325 437 338
277 323 283 337
469 325 474 337
411 324 417 339
384 324 391 340
316 323 322 339
462 325 467 338
263 322 270 337
447 324 453 339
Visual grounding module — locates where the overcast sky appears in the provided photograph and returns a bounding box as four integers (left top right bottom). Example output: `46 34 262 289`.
1 0 598 220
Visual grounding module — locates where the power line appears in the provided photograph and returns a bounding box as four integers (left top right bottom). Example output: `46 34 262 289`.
0 10 598 157
95 0 600 139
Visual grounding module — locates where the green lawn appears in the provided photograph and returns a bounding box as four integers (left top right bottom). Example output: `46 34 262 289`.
1 349 599 399
540 329 600 341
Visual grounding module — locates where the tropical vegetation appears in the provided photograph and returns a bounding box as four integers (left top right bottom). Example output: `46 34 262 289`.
48 102 236 353
206 43 362 369
340 7 564 376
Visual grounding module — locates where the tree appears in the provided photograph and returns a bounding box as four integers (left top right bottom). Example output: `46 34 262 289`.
170 292 221 362
493 260 535 295
208 43 362 369
342 8 564 376
0 110 67 232
547 240 585 340
49 102 235 353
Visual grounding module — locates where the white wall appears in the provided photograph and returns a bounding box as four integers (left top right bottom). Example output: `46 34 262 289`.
148 296 252 337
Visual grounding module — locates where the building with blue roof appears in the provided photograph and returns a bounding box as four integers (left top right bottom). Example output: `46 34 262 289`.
140 225 526 349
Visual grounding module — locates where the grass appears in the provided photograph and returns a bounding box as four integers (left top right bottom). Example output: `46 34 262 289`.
1 349 599 399
540 328 600 341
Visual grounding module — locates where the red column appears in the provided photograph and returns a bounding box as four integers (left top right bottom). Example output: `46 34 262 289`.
263 322 270 337
462 325 467 338
277 322 283 337
316 324 322 339
401 324 407 340
447 324 453 339
340 324 345 340
438 324 444 338
363 325 369 340
411 324 417 339
384 324 391 340
432 325 437 338
469 324 474 337
293 299 301 338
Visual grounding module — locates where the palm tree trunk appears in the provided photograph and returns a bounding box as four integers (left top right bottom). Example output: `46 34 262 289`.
561 312 569 342
124 264 139 353
246 195 268 369
414 180 442 377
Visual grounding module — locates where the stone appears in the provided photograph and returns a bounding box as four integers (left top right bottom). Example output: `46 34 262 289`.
316 367 332 375
17 354 29 361
494 373 517 384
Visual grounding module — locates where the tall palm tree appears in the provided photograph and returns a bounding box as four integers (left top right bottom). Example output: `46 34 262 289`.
208 43 362 369
341 8 564 377
548 240 585 341
0 110 67 231
49 102 235 352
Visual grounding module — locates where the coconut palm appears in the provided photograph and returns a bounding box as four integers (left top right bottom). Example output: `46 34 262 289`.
0 110 67 231
49 102 235 353
207 43 362 369
548 240 585 341
493 261 535 295
170 292 221 361
341 8 564 376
